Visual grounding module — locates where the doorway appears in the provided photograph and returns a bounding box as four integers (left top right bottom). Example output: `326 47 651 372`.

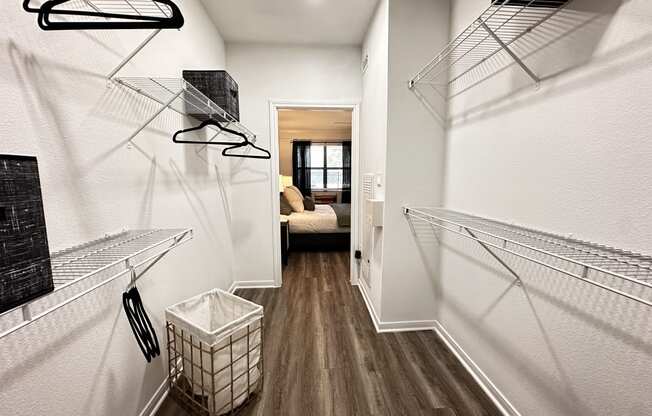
269 102 360 288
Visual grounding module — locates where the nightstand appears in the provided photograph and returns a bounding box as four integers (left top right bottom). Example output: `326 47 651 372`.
280 218 289 266
313 193 338 204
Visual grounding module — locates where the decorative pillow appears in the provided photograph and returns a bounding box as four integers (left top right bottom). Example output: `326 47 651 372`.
303 196 316 211
287 186 304 199
283 186 304 213
280 194 293 215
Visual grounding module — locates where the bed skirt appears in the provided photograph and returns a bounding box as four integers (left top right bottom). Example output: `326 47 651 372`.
289 233 350 251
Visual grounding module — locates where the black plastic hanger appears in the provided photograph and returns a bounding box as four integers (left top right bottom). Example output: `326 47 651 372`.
222 142 272 160
123 290 152 362
122 272 160 362
173 119 271 160
131 287 160 357
23 0 184 31
173 118 249 146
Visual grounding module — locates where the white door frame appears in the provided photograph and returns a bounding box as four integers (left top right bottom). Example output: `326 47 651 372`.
268 100 361 287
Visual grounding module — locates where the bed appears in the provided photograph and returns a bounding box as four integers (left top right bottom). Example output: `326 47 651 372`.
282 204 350 251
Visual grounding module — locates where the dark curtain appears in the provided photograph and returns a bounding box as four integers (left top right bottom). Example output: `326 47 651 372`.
292 141 312 196
341 141 352 203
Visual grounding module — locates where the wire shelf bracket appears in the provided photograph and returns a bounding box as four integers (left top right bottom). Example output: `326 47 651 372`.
404 207 652 308
107 28 163 80
464 226 523 287
0 228 193 339
408 0 569 95
114 77 256 146
477 19 540 87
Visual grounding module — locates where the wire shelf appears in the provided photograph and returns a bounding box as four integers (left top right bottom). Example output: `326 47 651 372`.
409 0 569 98
25 0 177 21
115 77 256 143
61 0 172 17
404 207 652 307
50 229 188 287
0 228 193 338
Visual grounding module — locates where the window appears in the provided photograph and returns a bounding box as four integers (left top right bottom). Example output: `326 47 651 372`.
307 143 350 190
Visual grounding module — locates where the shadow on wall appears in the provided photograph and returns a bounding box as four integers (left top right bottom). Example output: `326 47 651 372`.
0 264 172 415
405 216 652 415
6 39 107 234
92 81 186 146
228 151 270 186
0 274 123 392
169 159 222 248
450 0 652 126
137 156 158 228
405 216 444 314
411 0 642 126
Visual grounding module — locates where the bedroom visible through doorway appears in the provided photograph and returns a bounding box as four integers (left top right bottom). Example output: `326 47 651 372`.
275 107 355 276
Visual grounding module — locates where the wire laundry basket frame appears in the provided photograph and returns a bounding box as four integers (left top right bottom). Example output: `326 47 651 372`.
166 318 265 416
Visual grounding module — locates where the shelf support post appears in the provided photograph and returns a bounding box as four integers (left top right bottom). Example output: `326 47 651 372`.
464 227 523 287
477 19 540 87
107 29 162 80
21 304 32 323
126 87 184 143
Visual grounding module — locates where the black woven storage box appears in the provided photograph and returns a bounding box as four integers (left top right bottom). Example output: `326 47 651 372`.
0 155 53 313
182 70 240 123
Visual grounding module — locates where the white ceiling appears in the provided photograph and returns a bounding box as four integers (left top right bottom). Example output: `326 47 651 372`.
278 108 352 141
201 0 379 46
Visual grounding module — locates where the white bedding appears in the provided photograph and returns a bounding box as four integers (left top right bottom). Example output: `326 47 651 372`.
284 204 350 234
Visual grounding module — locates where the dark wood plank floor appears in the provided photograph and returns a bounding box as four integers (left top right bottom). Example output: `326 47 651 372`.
157 251 500 416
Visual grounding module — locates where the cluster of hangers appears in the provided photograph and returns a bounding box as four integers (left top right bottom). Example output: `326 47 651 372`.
22 0 184 31
123 269 160 362
173 119 271 160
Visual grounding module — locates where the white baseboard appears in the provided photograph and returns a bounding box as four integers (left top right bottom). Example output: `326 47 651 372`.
433 321 522 416
356 282 437 333
138 378 169 416
228 280 278 293
356 281 381 332
355 285 519 415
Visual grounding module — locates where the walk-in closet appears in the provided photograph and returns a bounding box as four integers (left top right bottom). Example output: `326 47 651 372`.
1 1 650 415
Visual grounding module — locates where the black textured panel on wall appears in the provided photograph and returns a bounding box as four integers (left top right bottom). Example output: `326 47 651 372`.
0 155 53 313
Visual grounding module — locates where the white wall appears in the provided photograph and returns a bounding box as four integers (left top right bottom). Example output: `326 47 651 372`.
359 0 389 312
437 0 652 414
379 0 451 324
225 43 362 284
0 1 235 415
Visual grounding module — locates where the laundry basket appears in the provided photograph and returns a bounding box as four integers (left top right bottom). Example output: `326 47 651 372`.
165 289 264 415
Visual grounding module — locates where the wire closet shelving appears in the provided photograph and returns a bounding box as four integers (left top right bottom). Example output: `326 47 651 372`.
404 207 652 308
0 228 193 339
23 0 183 28
115 77 256 144
34 0 177 18
408 0 569 99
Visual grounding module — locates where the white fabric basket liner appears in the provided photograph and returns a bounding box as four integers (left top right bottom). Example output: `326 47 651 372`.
165 288 263 347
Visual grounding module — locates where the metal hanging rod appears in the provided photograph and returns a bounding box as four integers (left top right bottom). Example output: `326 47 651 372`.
0 228 193 339
404 207 652 307
408 0 569 98
114 77 256 144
